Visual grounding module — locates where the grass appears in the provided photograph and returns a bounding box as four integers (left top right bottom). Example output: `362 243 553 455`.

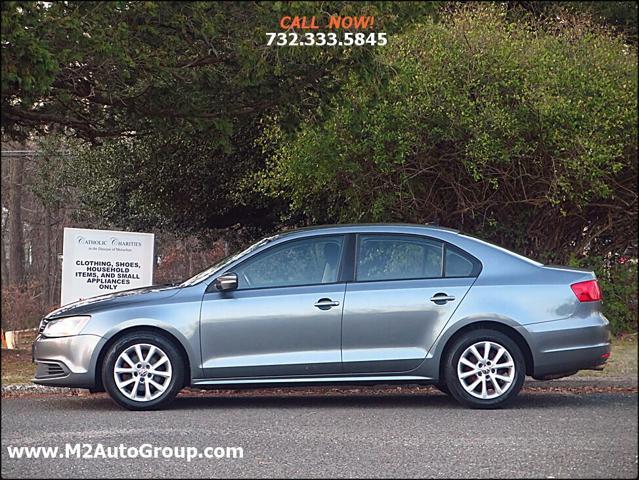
2 336 636 386
1 349 35 385
576 334 637 377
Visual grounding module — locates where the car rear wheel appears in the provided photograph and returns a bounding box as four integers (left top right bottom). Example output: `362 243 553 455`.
102 331 184 410
443 329 525 409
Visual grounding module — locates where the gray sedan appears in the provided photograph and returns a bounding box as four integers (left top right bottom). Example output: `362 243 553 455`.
32 224 610 409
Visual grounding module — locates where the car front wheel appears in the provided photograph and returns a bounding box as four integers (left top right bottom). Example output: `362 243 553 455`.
102 331 184 410
443 329 525 409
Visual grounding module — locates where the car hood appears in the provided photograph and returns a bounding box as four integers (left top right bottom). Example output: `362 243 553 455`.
45 284 182 319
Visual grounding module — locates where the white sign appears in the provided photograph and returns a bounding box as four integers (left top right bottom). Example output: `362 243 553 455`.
61 228 155 306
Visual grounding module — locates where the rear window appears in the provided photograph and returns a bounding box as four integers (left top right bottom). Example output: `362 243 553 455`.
444 245 481 277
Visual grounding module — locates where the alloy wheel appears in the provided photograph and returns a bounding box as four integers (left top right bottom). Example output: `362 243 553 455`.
457 341 515 400
113 343 173 402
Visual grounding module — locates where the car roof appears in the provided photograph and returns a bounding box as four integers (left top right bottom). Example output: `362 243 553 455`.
268 223 460 244
276 223 459 237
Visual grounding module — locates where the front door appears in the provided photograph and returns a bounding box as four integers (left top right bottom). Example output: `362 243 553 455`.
200 235 346 378
341 234 479 373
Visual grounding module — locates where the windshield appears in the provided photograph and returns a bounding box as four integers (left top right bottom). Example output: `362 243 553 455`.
180 235 278 286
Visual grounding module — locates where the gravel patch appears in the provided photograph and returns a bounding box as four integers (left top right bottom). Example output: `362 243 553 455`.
1 383 85 396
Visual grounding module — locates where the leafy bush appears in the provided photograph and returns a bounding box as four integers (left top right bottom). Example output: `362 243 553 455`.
1 283 51 331
154 234 228 285
260 4 637 264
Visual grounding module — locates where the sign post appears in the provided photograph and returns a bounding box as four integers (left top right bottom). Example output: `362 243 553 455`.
61 228 155 306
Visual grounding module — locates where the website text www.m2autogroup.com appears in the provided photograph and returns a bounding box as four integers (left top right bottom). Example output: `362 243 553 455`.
6 443 244 462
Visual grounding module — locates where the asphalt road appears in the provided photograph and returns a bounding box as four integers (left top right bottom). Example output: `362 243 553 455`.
1 390 637 478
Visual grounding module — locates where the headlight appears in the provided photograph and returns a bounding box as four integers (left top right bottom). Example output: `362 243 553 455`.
42 316 91 338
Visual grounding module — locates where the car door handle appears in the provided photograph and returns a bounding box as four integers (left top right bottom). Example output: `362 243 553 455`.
430 293 455 304
314 298 340 310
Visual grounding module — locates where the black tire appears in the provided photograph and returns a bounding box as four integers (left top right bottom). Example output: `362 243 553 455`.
102 331 185 410
443 329 525 409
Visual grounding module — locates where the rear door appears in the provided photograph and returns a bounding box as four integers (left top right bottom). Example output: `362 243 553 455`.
341 233 480 373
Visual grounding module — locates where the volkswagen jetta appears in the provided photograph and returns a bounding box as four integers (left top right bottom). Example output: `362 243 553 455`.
32 224 610 409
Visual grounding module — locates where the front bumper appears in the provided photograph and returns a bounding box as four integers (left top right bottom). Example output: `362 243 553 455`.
32 334 102 388
523 311 611 379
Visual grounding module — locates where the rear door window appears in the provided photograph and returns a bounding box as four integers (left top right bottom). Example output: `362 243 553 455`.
356 235 443 281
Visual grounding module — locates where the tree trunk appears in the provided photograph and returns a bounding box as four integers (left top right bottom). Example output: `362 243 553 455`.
8 157 25 286
43 207 53 306
0 229 7 286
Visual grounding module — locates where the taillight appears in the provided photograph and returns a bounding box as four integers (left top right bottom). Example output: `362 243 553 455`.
571 280 602 302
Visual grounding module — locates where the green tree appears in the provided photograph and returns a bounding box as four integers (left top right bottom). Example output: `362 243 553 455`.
2 1 439 231
259 4 638 262
505 2 638 45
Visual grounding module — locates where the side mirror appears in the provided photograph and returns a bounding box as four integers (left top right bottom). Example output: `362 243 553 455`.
214 272 238 292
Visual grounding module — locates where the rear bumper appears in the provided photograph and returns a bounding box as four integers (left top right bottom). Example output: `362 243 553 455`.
523 311 611 379
32 334 101 388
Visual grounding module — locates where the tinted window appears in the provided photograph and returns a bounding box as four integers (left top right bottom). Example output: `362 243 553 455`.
356 235 443 281
235 236 344 289
445 247 477 277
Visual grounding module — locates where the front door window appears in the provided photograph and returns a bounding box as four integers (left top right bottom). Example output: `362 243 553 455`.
234 236 344 289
